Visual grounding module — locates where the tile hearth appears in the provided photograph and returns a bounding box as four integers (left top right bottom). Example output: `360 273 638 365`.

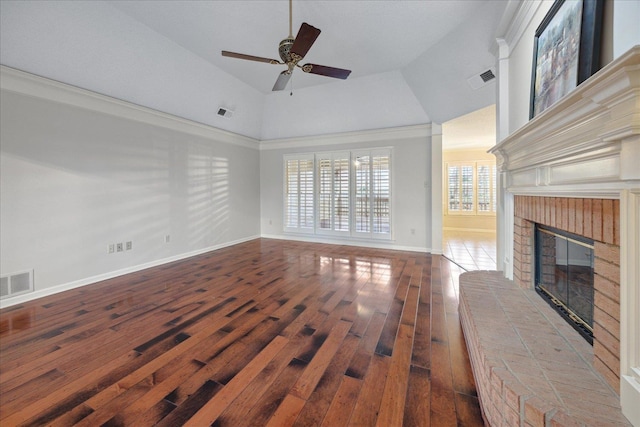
459 271 630 427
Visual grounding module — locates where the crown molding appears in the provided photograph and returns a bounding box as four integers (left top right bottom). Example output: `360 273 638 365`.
500 0 544 57
259 123 432 151
0 65 260 150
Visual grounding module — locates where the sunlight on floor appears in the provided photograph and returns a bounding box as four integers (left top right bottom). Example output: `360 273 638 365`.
443 230 497 271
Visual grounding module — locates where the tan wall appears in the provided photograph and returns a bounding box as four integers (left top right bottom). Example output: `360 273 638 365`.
443 148 496 232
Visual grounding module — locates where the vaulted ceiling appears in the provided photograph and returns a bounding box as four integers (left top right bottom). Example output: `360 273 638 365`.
0 1 515 141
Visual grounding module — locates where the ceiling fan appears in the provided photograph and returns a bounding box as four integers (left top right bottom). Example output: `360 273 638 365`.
221 0 351 92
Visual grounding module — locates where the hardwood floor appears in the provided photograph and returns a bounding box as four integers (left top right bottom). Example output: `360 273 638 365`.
0 239 483 426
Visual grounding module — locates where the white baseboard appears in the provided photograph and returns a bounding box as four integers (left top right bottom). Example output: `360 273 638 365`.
0 235 260 309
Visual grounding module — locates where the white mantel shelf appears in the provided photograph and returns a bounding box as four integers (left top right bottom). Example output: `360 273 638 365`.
490 45 640 426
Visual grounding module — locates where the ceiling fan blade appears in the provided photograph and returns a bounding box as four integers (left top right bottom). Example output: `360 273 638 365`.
301 64 351 80
272 71 292 91
222 51 281 64
290 23 321 60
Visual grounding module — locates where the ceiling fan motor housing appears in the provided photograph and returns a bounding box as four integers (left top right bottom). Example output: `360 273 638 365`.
278 38 295 64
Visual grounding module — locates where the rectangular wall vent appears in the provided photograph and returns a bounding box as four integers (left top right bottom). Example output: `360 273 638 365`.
0 270 34 299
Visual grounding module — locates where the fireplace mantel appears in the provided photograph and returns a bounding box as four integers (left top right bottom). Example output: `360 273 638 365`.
490 46 640 198
490 46 640 425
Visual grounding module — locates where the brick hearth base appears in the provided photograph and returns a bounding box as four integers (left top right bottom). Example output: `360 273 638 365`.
459 271 630 426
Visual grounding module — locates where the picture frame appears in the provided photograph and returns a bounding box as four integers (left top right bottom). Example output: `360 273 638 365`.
529 0 604 118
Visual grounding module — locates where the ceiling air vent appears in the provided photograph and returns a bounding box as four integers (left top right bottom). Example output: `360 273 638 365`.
479 69 495 82
217 107 234 119
467 68 496 90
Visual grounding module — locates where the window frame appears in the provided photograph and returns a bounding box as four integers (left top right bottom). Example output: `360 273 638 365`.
283 154 316 233
316 151 351 237
352 148 392 240
282 148 392 240
445 161 497 216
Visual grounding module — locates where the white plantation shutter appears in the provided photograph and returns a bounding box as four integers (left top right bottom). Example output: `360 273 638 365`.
284 155 314 231
354 149 391 238
354 154 371 233
446 161 496 215
284 149 391 239
372 153 390 234
477 162 497 214
334 157 350 231
317 152 350 234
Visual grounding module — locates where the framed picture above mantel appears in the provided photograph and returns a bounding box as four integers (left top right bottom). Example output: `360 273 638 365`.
529 0 604 118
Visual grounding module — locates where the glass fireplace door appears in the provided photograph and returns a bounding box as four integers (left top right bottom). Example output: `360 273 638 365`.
535 226 595 342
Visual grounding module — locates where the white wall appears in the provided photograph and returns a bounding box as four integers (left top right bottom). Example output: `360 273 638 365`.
0 0 266 140
0 69 261 306
260 126 432 252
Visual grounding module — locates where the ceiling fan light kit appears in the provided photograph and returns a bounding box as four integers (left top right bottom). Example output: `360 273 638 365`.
221 0 351 92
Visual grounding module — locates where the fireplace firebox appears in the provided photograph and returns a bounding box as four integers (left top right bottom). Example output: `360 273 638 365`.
534 225 594 343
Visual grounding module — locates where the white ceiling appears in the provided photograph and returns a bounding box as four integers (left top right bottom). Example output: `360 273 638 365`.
0 0 516 141
107 0 487 94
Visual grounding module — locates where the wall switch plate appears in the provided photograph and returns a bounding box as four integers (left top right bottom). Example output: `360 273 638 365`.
108 244 115 254
126 241 132 250
116 243 123 252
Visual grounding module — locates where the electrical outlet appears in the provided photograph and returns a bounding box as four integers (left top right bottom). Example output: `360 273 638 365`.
411 228 416 235
164 235 171 243
116 243 123 252
126 241 132 251
108 244 115 254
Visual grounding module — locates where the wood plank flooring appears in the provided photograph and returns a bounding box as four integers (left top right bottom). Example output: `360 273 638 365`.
0 239 483 426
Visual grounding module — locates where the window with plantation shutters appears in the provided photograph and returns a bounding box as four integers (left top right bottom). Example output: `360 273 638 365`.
354 149 391 238
283 149 392 239
477 162 496 213
317 152 350 234
446 161 496 215
284 155 314 231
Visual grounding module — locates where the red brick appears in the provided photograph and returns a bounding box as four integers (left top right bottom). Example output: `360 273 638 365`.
602 199 615 244
503 405 521 427
524 396 556 426
594 303 620 331
595 290 620 322
549 410 583 427
595 242 620 266
561 198 568 231
567 198 576 234
595 258 620 284
594 274 620 303
592 199 603 241
594 340 620 376
583 199 593 238
613 199 620 245
593 356 620 394
575 198 584 235
593 322 620 356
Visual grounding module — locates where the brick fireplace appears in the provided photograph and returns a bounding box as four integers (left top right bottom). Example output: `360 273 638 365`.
513 195 621 392
482 46 640 424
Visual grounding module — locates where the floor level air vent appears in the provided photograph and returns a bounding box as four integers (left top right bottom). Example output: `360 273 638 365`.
0 270 34 299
